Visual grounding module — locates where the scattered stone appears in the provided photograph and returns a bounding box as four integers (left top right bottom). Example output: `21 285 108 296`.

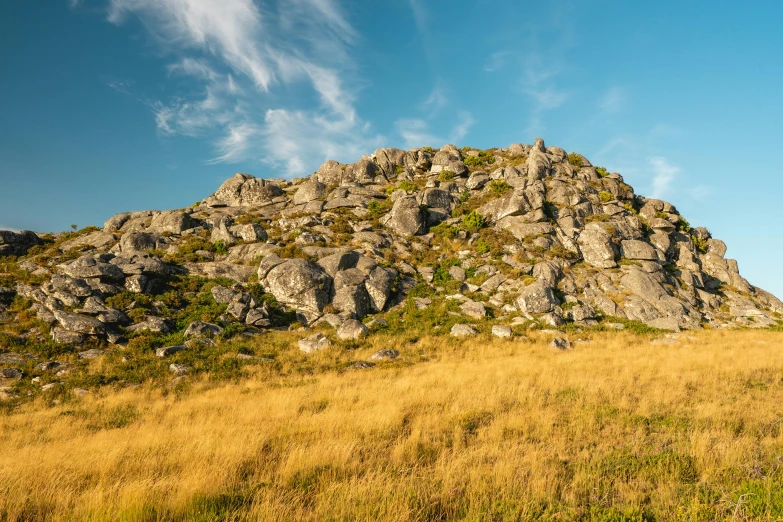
78 349 105 359
298 333 332 353
369 349 399 361
184 321 224 339
491 325 513 339
169 364 190 376
450 324 478 337
1 368 23 380
155 345 187 357
337 319 369 340
348 361 376 370
549 337 571 350
459 300 487 319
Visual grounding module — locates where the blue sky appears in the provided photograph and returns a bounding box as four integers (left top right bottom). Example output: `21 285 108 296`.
1 1 782 295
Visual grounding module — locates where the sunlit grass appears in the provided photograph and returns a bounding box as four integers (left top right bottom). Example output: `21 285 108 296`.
1 329 782 521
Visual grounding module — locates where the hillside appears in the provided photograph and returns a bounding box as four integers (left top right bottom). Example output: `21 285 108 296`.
1 138 782 403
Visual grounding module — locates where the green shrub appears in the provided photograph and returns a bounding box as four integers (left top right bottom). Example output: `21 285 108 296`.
438 170 455 182
678 217 691 232
461 210 486 232
213 240 229 255
692 235 709 254
489 180 512 195
475 240 490 254
430 222 458 239
595 166 609 178
394 165 405 174
464 156 483 168
397 180 417 192
599 191 613 203
367 199 391 218
567 153 583 167
585 213 611 223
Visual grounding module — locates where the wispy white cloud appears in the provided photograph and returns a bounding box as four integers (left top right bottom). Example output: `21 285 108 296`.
423 86 447 112
520 56 568 133
407 0 427 34
689 185 713 201
649 156 679 199
102 0 379 175
0 225 20 233
483 51 511 72
600 86 626 114
396 111 474 149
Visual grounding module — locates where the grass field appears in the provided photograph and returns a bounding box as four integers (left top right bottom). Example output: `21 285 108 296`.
1 329 782 521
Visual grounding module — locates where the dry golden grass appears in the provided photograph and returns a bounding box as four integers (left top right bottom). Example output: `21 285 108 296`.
2 330 783 521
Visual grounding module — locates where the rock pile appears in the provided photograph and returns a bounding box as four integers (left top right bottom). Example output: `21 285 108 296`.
1 137 781 358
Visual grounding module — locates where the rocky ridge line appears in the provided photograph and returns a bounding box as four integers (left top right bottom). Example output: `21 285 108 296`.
1 138 781 360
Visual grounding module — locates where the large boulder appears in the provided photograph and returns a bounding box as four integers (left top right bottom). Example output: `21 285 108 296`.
365 267 397 312
0 230 42 256
205 173 284 207
382 195 427 236
53 310 105 336
337 319 369 340
263 259 333 314
292 179 327 205
120 231 162 252
315 160 343 186
525 138 551 179
620 240 661 261
516 280 559 314
577 224 617 268
58 256 126 281
148 210 200 235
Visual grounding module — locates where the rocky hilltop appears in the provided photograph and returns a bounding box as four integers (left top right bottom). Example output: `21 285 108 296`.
1 138 782 388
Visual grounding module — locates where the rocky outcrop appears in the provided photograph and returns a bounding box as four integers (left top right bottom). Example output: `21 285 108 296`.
0 230 42 256
204 173 284 207
1 136 778 361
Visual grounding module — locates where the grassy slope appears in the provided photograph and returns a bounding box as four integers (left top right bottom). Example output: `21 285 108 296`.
1 330 783 521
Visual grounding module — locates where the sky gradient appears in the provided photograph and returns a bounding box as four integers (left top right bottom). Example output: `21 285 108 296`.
1 1 782 295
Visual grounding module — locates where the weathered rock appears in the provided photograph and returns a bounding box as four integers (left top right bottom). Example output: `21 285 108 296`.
1 368 23 380
184 262 256 283
264 259 333 314
526 138 551 179
621 240 661 261
59 231 118 252
53 310 106 336
169 364 189 375
127 316 174 334
184 321 224 339
120 231 161 252
516 281 559 314
450 324 478 337
369 349 399 361
78 348 106 359
205 173 284 207
148 210 199 235
383 196 427 236
299 333 332 353
364 267 397 312
577 223 616 266
231 223 268 242
156 345 187 357
332 284 371 318
337 319 369 340
491 325 512 339
292 179 327 205
460 300 487 319
58 256 125 281
317 251 360 277
0 230 42 256
549 337 571 350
